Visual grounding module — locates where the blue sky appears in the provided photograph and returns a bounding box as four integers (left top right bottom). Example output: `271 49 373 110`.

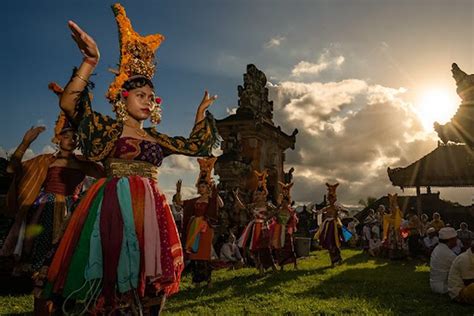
1 0 473 205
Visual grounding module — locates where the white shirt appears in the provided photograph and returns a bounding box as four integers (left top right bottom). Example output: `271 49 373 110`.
452 239 463 256
448 248 474 299
430 243 457 294
423 236 439 249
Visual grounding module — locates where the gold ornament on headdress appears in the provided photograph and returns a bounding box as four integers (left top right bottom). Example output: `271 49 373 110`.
48 82 70 144
196 157 217 186
106 3 165 103
325 182 339 201
254 169 268 192
278 181 294 202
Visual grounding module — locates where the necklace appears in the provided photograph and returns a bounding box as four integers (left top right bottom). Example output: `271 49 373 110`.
124 123 148 138
135 128 148 138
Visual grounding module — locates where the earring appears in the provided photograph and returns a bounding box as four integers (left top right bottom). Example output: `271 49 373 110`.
114 99 129 123
150 103 162 125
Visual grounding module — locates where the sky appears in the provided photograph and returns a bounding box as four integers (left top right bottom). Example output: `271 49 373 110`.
1 0 474 207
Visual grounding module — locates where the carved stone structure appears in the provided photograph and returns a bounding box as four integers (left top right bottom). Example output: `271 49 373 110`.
215 64 298 211
434 63 474 146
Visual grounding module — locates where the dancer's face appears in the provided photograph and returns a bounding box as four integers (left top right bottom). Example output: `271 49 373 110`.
58 130 77 152
197 183 209 196
125 85 156 121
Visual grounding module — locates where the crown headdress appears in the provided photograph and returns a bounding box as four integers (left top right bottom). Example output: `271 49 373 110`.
196 157 217 186
48 82 74 144
254 169 268 192
106 3 165 103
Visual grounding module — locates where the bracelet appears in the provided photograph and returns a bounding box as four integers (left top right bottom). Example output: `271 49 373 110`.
83 57 98 67
74 73 89 84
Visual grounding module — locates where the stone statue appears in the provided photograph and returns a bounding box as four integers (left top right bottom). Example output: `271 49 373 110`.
237 64 273 121
452 63 474 103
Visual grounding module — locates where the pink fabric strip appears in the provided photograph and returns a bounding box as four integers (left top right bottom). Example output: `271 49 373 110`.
143 179 162 277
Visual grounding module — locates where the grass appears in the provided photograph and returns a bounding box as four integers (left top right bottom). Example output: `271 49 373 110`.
1 249 472 315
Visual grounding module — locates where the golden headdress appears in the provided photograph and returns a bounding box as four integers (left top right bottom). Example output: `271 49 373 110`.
196 157 218 186
254 169 268 192
278 181 294 202
325 182 339 201
48 82 74 144
106 3 165 103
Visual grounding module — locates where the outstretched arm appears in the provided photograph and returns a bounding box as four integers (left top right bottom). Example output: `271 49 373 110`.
7 126 46 174
60 21 100 120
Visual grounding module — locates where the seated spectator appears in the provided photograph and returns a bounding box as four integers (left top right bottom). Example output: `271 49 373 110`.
420 213 430 236
453 238 464 256
429 212 445 232
423 227 439 257
448 240 474 304
430 227 458 294
219 233 244 269
457 222 473 252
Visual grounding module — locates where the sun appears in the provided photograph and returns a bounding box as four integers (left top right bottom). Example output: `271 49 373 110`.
415 89 460 131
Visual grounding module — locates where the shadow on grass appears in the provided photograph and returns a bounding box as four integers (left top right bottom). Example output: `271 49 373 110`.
297 261 472 315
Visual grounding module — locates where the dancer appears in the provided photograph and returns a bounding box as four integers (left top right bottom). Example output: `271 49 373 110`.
44 4 221 314
272 182 298 270
180 158 223 288
315 183 344 267
238 170 277 275
1 84 104 313
382 193 404 259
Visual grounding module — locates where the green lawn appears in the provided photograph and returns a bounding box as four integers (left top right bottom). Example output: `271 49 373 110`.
1 249 472 315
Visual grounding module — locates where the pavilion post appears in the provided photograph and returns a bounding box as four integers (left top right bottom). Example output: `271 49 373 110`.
416 186 422 216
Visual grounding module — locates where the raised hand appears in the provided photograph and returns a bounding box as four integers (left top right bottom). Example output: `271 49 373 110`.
68 20 100 62
198 90 218 113
22 126 46 145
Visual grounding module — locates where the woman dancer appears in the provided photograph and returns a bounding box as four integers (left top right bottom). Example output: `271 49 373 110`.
181 158 223 288
44 4 221 314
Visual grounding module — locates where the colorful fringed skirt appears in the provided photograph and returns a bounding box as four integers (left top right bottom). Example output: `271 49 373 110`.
238 220 275 269
1 191 78 272
45 176 183 313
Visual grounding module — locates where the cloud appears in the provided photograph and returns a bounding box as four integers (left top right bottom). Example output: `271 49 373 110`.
264 35 286 48
41 145 56 154
268 77 438 206
161 155 198 173
291 49 345 77
226 107 237 115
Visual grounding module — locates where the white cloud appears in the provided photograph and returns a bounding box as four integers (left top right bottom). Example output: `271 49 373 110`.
268 77 438 206
42 145 56 154
161 155 198 173
264 35 286 48
226 107 237 115
291 49 345 77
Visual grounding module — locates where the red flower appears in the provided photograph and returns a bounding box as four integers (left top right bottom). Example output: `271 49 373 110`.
121 90 129 98
155 97 162 104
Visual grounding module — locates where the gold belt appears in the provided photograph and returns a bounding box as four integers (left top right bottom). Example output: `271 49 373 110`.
105 158 159 179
